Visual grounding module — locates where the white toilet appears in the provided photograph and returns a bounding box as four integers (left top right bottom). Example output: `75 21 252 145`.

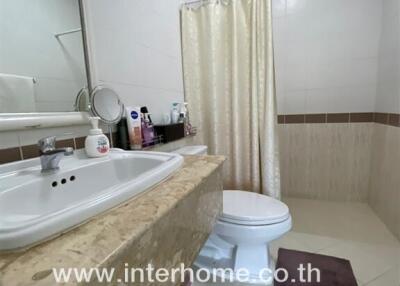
173 145 292 283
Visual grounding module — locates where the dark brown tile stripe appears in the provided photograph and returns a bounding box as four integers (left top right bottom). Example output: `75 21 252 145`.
305 114 326 123
21 145 40 159
285 114 305 124
278 112 400 126
327 113 350 123
75 137 86 149
374 113 389 125
350 112 374 123
55 138 75 149
0 147 21 164
388 113 400 127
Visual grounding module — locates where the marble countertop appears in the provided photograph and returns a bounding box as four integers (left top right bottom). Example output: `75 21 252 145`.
0 155 225 286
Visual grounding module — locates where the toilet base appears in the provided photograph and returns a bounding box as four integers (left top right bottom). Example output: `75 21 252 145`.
194 249 275 285
193 216 292 284
193 235 277 285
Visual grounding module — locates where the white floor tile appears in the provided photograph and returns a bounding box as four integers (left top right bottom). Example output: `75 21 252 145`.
283 198 400 246
317 241 399 284
364 266 400 286
280 198 400 285
269 231 313 261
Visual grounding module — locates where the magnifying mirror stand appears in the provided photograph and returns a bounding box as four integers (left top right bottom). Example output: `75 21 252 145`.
108 125 114 148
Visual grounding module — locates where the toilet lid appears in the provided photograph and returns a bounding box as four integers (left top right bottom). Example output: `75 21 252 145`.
220 190 289 225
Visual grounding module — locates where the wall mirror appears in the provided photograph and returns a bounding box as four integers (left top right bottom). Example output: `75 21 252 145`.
0 0 91 130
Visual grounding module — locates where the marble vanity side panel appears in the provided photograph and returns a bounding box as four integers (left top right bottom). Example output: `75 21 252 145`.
98 165 224 286
368 124 400 240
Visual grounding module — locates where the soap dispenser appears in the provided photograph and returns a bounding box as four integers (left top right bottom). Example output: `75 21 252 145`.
85 117 110 158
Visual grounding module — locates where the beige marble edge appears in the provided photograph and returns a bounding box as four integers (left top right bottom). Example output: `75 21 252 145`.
0 155 226 286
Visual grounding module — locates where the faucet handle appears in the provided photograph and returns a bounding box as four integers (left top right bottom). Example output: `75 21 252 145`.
38 136 57 153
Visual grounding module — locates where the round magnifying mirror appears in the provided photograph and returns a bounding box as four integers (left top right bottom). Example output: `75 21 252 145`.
90 86 124 124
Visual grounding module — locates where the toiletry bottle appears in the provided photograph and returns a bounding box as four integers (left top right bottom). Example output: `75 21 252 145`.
180 102 188 117
178 102 186 123
85 117 110 157
171 103 180 124
142 113 156 146
141 111 146 145
140 106 152 123
125 106 142 150
117 117 129 150
178 112 185 123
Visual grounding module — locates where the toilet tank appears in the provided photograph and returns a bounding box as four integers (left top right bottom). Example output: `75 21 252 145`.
172 145 208 155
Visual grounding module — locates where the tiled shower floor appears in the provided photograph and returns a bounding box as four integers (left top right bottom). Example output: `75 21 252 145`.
193 198 400 286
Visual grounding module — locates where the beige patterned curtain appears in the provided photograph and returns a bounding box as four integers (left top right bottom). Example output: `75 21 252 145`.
181 0 280 198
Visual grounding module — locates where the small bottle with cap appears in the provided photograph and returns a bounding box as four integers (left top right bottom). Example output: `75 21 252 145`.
85 117 110 158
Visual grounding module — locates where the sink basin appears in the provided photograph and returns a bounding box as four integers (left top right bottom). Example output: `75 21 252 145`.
0 149 183 250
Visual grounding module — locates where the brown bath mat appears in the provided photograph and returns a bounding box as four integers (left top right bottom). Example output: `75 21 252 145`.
275 248 358 286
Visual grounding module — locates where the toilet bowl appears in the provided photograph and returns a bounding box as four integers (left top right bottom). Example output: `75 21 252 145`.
173 146 292 284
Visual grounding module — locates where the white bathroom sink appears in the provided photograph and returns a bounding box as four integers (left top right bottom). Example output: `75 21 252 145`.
0 149 183 250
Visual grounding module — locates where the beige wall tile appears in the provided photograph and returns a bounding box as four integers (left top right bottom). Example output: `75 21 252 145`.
279 123 372 202
347 123 373 201
304 124 330 200
369 124 400 240
280 122 399 239
279 124 308 198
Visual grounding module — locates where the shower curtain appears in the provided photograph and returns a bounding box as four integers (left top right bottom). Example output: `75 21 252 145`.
181 0 281 198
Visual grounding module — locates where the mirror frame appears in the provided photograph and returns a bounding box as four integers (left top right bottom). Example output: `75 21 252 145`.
0 0 92 131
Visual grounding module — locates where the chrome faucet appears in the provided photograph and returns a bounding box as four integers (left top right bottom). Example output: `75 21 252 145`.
38 136 74 172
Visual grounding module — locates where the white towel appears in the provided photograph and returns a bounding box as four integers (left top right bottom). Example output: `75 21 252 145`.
0 73 36 113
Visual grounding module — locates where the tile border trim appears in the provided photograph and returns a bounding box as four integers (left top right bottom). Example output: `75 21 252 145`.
278 112 400 127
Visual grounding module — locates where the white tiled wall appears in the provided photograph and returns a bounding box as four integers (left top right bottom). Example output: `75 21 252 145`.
376 0 400 114
273 0 383 114
85 0 185 124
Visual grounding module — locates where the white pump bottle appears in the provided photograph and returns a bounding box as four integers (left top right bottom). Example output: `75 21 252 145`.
85 117 110 158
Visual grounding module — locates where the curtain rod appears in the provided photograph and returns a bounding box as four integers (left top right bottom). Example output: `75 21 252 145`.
54 28 82 38
183 0 228 9
184 0 208 5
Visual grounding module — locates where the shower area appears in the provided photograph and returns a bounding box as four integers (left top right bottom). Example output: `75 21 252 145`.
272 0 400 284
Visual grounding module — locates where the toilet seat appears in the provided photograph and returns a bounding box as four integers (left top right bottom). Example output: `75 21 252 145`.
219 190 289 226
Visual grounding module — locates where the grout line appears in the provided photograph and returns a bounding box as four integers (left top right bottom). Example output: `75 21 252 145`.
17 134 24 160
72 137 77 150
18 146 24 160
